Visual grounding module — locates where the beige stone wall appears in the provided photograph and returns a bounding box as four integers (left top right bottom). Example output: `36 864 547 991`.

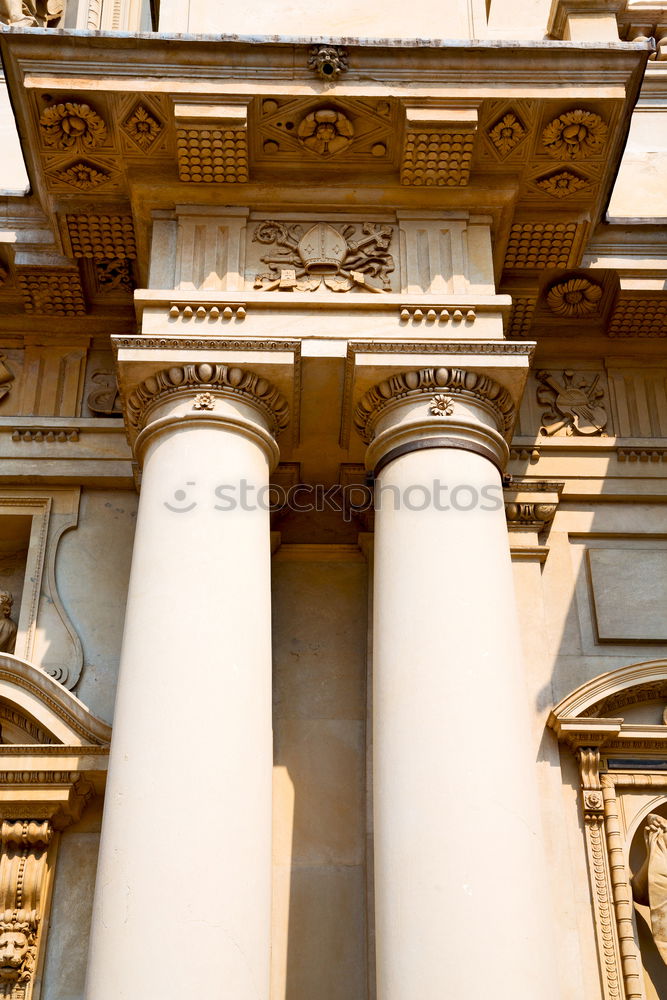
271 545 369 1000
57 489 137 723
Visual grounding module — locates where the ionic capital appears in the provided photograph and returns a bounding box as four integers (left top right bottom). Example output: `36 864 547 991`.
354 366 515 444
126 362 289 436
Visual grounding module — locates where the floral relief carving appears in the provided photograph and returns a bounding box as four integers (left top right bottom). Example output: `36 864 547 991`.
546 276 602 318
192 392 215 411
121 103 162 151
542 109 607 159
488 112 526 157
54 162 110 190
536 170 590 199
253 221 394 292
428 394 454 416
297 109 354 156
537 370 607 436
39 102 107 151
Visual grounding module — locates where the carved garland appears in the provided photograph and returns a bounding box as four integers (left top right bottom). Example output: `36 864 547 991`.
353 367 515 443
126 363 290 436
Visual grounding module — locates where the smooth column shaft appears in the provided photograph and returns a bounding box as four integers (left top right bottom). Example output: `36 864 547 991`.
85 417 273 1000
373 447 558 1000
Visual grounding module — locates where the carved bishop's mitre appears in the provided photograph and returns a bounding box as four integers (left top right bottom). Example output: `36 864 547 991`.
297 223 347 274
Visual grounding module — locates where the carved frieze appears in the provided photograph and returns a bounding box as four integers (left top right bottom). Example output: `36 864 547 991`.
38 102 107 152
537 369 608 436
252 221 394 292
541 109 608 159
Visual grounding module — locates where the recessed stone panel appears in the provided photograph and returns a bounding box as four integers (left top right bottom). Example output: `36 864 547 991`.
588 547 667 642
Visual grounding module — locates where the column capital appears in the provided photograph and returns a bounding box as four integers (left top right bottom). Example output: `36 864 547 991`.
354 365 517 474
123 361 289 468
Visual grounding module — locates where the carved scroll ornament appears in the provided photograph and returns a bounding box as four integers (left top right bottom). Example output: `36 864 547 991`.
632 813 667 964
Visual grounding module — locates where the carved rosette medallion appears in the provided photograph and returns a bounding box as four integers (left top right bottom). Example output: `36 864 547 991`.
54 162 110 190
428 394 454 416
297 108 354 156
121 103 162 152
354 368 515 443
537 370 607 436
542 109 607 159
126 363 289 437
546 277 602 318
253 221 394 292
192 392 215 411
39 102 107 151
488 112 526 157
536 170 590 199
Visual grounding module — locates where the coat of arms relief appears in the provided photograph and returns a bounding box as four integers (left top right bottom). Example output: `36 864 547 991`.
252 221 395 292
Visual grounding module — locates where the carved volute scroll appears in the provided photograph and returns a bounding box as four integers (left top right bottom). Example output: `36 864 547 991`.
0 820 53 999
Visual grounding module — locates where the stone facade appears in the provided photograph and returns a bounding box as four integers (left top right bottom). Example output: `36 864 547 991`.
0 2 664 998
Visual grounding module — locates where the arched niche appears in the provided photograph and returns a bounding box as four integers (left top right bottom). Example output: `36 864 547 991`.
549 659 667 1000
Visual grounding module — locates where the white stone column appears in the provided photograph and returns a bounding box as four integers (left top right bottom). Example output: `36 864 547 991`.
84 363 288 1000
355 367 559 1000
